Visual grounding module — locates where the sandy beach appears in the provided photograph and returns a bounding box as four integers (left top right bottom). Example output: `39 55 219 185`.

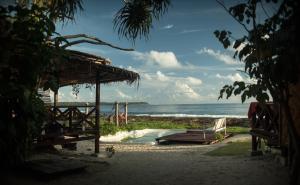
4 134 288 185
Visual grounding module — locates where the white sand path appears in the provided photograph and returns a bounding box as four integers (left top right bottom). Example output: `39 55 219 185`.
6 134 288 185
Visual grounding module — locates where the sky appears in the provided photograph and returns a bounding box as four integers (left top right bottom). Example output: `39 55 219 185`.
53 0 262 104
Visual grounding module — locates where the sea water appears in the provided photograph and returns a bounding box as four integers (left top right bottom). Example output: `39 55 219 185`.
100 103 249 118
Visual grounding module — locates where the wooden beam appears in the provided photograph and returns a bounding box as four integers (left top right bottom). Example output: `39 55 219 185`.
54 90 58 107
115 101 119 127
125 102 128 125
53 90 59 120
95 71 100 154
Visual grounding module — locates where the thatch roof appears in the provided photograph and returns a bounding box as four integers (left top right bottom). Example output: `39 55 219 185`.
41 50 140 87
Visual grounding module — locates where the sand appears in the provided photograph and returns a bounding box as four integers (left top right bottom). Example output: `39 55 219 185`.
5 134 288 185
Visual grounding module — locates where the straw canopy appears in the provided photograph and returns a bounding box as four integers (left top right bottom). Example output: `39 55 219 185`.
41 50 140 87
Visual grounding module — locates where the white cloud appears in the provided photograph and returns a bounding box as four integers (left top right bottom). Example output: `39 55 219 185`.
127 65 138 73
142 72 202 87
53 90 81 102
116 90 132 100
143 73 152 80
162 24 174 29
133 71 203 103
156 71 169 81
186 77 202 85
174 81 201 99
216 73 244 82
180 29 204 34
132 50 181 68
197 47 239 65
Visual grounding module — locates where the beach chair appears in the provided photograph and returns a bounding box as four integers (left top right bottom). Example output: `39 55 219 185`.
156 118 227 144
187 118 227 139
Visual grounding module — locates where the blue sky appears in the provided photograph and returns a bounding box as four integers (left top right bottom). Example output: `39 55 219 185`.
54 0 256 104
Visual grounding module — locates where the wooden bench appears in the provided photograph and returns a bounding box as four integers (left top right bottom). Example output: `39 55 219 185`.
156 118 227 144
187 118 227 139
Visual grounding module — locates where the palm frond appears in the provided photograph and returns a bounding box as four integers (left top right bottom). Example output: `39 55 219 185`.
151 0 170 18
113 0 170 42
46 0 83 21
17 0 83 21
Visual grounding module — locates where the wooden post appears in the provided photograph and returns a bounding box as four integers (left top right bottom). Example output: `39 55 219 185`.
115 101 119 127
85 102 89 114
224 118 226 136
53 90 58 120
69 108 73 128
82 102 89 131
54 90 58 107
125 102 128 125
95 72 100 154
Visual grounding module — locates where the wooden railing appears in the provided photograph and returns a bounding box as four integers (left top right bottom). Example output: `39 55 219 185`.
36 105 97 147
248 102 280 155
49 105 96 134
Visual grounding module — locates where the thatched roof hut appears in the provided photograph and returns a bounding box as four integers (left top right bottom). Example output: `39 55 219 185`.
40 50 139 87
39 49 139 154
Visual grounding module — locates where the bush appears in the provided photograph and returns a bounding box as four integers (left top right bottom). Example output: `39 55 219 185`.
0 5 61 167
100 123 120 136
214 132 224 141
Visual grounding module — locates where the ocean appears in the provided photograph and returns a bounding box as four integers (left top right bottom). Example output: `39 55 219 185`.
100 103 250 118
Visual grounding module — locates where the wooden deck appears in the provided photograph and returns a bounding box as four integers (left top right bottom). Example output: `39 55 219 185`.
156 131 232 144
156 132 216 144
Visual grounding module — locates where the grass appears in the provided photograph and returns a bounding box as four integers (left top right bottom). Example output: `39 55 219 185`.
226 126 250 135
99 117 201 136
98 117 250 136
205 140 266 156
205 127 251 156
205 140 252 156
100 121 187 136
123 121 188 130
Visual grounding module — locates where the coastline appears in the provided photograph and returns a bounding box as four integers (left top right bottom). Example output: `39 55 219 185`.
127 115 250 127
134 113 247 118
98 115 250 142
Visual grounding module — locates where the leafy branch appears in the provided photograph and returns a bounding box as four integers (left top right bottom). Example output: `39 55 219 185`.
51 34 134 51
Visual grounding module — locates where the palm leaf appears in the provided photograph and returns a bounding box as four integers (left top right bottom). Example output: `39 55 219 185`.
113 0 170 42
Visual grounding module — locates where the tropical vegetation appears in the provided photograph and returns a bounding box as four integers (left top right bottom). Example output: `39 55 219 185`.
214 0 299 183
0 0 170 167
100 117 249 136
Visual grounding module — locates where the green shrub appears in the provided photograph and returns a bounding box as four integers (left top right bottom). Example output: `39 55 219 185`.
0 5 60 167
100 123 120 136
214 132 224 140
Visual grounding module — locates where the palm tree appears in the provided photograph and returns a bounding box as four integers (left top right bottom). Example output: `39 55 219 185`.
17 0 170 42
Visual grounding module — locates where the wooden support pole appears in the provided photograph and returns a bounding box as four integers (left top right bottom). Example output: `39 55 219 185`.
53 90 58 119
115 101 119 127
224 119 226 136
85 102 89 114
54 90 58 107
95 72 100 154
125 102 128 125
82 102 89 131
69 108 73 128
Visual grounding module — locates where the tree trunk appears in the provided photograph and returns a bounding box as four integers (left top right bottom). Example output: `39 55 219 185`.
282 92 300 185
